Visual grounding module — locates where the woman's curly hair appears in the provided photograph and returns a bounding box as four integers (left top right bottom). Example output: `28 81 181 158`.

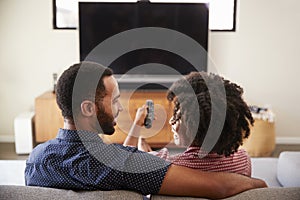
167 72 254 157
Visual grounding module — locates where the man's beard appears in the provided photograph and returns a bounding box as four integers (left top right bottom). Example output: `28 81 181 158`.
96 104 115 135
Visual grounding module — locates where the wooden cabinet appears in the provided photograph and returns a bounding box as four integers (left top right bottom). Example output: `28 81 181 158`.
35 91 64 142
241 119 275 157
34 90 173 146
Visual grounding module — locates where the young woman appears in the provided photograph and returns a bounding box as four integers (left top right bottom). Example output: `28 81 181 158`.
124 72 254 177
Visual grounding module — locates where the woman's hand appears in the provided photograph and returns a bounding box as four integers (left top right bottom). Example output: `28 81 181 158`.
133 105 148 126
123 104 148 147
138 137 152 152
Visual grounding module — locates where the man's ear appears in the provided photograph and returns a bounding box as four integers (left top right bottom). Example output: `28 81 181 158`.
80 100 96 117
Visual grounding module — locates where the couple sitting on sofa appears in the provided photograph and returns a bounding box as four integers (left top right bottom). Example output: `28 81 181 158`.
25 62 266 199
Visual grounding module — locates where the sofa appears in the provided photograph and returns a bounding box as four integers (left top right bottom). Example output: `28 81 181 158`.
1 151 300 200
0 185 300 200
251 151 300 187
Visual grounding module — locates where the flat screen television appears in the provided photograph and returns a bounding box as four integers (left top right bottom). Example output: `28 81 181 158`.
79 1 208 79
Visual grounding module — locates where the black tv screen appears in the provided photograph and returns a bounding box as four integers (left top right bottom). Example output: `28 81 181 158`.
79 2 209 75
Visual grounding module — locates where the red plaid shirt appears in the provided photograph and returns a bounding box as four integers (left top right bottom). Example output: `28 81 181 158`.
151 147 251 177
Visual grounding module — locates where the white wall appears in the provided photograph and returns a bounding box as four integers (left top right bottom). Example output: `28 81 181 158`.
0 0 299 142
209 0 300 142
0 0 79 141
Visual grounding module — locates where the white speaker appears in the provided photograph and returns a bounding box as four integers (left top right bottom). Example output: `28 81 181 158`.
14 112 34 154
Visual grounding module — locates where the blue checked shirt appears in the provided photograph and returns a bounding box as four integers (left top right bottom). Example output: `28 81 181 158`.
25 129 171 195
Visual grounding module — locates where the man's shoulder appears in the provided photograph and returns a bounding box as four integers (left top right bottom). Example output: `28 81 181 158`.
27 138 61 162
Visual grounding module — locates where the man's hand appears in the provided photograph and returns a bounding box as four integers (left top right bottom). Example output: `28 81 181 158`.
159 165 267 199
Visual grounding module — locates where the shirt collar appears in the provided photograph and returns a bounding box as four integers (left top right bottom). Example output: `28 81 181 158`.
185 146 222 157
57 128 104 142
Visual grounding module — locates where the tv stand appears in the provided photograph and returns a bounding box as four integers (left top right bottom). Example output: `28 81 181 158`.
116 74 181 90
119 83 169 90
34 90 174 147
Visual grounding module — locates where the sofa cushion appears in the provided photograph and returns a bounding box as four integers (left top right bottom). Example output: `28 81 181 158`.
0 185 144 200
251 157 281 187
277 151 300 187
151 188 300 200
1 185 300 200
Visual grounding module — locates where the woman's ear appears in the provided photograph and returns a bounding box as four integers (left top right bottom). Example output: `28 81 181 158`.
80 100 96 117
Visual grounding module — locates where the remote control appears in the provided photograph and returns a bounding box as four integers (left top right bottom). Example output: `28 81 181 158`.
144 100 154 129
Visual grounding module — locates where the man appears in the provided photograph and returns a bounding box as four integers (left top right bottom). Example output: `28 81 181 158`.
25 62 266 199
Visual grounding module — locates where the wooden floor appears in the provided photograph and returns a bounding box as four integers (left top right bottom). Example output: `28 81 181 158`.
0 143 29 160
1 142 300 160
271 144 300 157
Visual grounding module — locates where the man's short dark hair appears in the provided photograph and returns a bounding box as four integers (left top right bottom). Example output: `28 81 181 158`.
56 62 113 120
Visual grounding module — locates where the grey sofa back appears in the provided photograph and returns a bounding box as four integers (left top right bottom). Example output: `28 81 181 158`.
0 185 143 200
151 187 300 200
1 185 300 200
